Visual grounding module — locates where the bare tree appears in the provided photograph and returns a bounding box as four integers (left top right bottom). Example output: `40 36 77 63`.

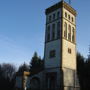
0 63 16 90
1 63 16 80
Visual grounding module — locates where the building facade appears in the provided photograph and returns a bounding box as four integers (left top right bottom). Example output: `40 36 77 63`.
43 1 79 90
16 1 80 90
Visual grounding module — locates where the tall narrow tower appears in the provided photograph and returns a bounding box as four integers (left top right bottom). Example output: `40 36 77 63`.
44 1 79 90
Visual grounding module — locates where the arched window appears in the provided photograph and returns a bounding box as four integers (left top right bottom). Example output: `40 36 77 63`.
57 22 60 39
72 27 75 42
72 17 74 22
53 13 55 20
57 11 60 18
47 25 50 42
52 24 55 40
68 15 70 20
65 12 67 18
49 15 52 22
64 22 67 38
68 25 71 41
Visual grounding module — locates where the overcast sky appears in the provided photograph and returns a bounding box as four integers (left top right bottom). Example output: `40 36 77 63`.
0 0 90 66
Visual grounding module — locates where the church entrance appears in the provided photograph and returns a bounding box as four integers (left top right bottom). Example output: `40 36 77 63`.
46 72 57 90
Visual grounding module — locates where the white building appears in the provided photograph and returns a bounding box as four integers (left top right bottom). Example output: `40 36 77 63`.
16 1 80 90
30 1 80 90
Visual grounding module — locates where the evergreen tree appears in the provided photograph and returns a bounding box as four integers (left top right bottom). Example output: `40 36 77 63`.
77 52 85 90
84 46 90 90
18 62 29 73
87 45 90 59
77 49 90 90
29 52 44 75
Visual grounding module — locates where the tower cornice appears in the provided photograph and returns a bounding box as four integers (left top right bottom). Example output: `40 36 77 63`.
45 1 77 16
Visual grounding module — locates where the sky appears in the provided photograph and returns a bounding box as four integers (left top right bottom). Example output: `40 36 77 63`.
0 0 90 66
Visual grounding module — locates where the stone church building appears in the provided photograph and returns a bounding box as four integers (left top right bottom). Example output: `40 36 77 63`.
16 1 80 90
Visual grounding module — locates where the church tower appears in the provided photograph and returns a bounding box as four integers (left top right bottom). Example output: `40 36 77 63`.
44 1 79 90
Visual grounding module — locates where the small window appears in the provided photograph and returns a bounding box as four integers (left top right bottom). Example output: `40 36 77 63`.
65 12 67 18
68 48 72 54
57 11 60 18
68 15 70 20
53 13 55 20
49 15 52 22
49 50 56 58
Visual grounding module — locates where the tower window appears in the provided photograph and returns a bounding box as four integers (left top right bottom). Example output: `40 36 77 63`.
52 24 55 40
72 27 75 42
68 15 70 20
72 17 74 22
47 26 50 42
68 48 72 54
47 34 50 41
53 13 55 20
57 22 60 39
65 12 67 18
49 50 56 58
46 16 48 23
49 15 52 22
68 25 71 41
64 22 67 38
57 11 60 18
